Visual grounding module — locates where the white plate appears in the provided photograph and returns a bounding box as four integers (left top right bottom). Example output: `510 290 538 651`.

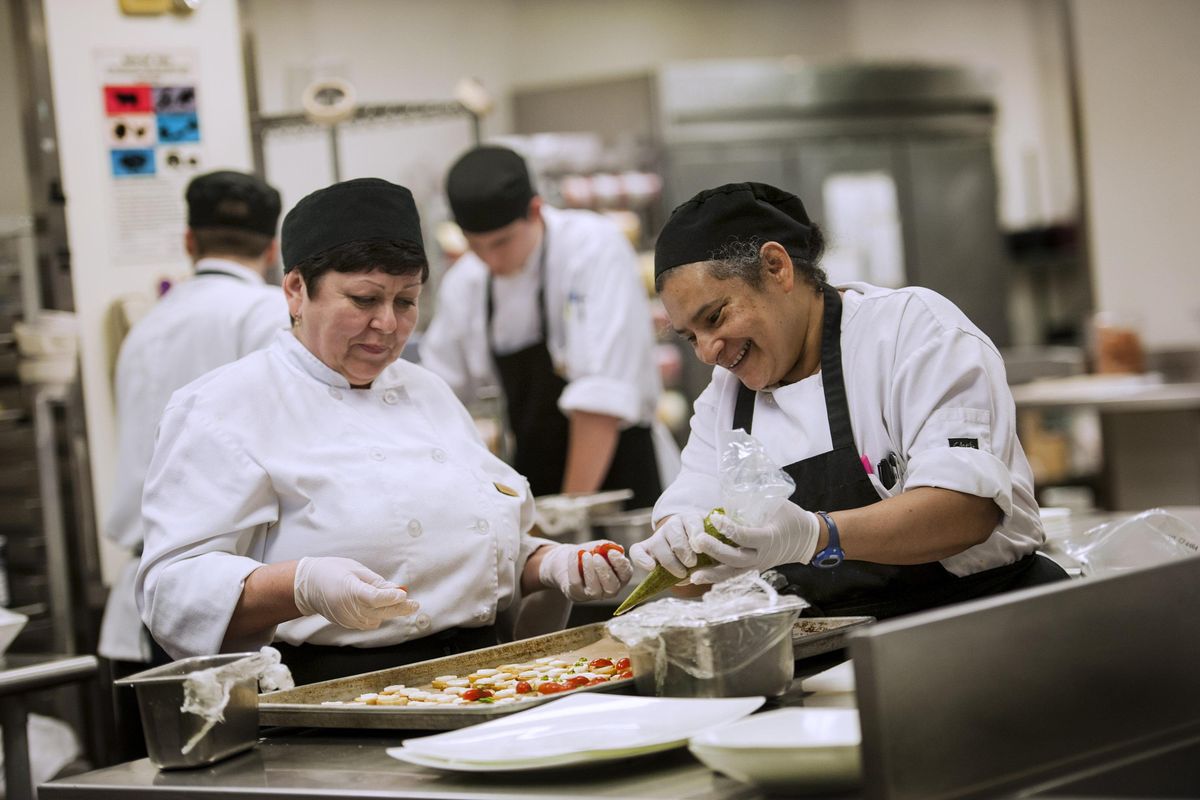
800 660 856 694
688 707 862 792
387 693 764 772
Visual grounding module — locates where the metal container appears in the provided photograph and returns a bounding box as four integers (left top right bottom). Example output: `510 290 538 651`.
115 653 260 769
621 605 803 699
591 507 654 552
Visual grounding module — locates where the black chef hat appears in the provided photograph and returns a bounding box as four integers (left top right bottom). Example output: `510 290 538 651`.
281 178 425 270
186 170 282 237
445 146 535 233
654 182 813 279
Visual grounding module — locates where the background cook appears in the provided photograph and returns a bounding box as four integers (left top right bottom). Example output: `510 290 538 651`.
421 145 676 508
136 177 631 684
632 182 1066 619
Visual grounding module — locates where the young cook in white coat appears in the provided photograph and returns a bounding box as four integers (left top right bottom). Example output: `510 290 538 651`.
631 183 1066 619
421 146 674 508
100 171 287 667
136 178 631 684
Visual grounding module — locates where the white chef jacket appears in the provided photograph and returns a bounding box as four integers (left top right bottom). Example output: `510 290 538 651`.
421 205 662 431
136 330 550 660
98 259 288 661
653 282 1044 577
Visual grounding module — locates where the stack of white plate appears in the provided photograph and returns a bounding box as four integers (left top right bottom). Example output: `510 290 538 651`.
1039 507 1074 548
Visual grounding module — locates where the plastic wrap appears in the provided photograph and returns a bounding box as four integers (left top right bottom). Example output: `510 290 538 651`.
1058 508 1200 577
607 573 807 696
179 646 293 754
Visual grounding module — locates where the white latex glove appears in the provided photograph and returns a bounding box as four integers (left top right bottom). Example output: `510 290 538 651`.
538 541 634 602
628 513 706 579
293 556 419 630
689 504 821 584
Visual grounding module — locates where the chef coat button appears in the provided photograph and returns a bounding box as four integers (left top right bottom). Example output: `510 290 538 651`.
370 448 385 461
431 448 447 463
476 518 490 533
328 387 342 400
383 389 400 405
414 613 432 631
407 519 422 537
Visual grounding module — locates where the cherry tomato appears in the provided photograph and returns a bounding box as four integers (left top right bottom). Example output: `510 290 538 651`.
577 549 586 578
588 658 613 669
618 670 634 680
461 689 492 702
515 681 533 694
538 682 567 694
615 657 631 671
564 675 590 689
592 542 625 561
587 677 609 686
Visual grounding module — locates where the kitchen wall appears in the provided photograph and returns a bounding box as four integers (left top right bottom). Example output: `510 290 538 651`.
246 0 1077 234
243 0 521 227
37 0 255 577
1070 0 1200 350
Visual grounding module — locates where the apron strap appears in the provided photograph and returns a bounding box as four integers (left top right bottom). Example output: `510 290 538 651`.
731 284 852 450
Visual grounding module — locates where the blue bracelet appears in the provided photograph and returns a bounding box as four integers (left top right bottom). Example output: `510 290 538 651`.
812 511 844 569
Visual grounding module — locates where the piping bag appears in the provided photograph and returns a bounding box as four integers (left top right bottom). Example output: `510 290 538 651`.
614 429 794 615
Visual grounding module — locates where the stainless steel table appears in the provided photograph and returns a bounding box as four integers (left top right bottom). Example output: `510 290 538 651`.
40 734 770 800
0 654 97 800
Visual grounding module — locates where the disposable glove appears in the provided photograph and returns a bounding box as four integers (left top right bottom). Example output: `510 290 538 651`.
689 504 821 584
538 540 633 602
628 513 706 579
293 556 419 630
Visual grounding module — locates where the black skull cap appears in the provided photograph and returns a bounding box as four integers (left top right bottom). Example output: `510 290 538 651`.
445 145 535 233
281 177 425 270
186 170 281 237
654 182 813 279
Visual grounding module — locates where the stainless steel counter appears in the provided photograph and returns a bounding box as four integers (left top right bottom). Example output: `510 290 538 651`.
1010 376 1200 508
41 734 764 800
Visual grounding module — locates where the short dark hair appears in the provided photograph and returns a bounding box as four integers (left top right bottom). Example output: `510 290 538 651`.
655 223 827 294
290 239 429 296
192 227 274 260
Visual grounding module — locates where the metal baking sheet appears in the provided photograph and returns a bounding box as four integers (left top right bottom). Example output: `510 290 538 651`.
258 622 633 731
791 616 874 660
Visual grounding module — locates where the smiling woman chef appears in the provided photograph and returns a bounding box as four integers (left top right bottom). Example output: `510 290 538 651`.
136 178 631 684
630 182 1066 619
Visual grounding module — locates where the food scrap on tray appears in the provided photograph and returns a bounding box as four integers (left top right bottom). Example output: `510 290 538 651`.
321 655 634 708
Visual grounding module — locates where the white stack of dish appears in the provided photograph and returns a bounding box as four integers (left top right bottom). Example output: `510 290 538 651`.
14 310 78 392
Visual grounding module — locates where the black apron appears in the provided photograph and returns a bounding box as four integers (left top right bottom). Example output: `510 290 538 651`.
487 233 661 509
732 284 1066 620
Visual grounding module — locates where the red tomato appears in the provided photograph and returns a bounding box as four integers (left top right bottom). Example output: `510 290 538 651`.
587 677 609 686
577 549 585 578
615 657 631 671
618 670 634 680
538 682 567 694
515 681 532 694
461 689 492 702
588 658 613 669
591 542 625 561
564 675 590 689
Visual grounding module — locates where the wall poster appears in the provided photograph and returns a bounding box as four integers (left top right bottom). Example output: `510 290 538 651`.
97 50 203 267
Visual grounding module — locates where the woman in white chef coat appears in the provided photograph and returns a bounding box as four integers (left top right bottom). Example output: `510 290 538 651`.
630 182 1066 619
136 178 632 684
